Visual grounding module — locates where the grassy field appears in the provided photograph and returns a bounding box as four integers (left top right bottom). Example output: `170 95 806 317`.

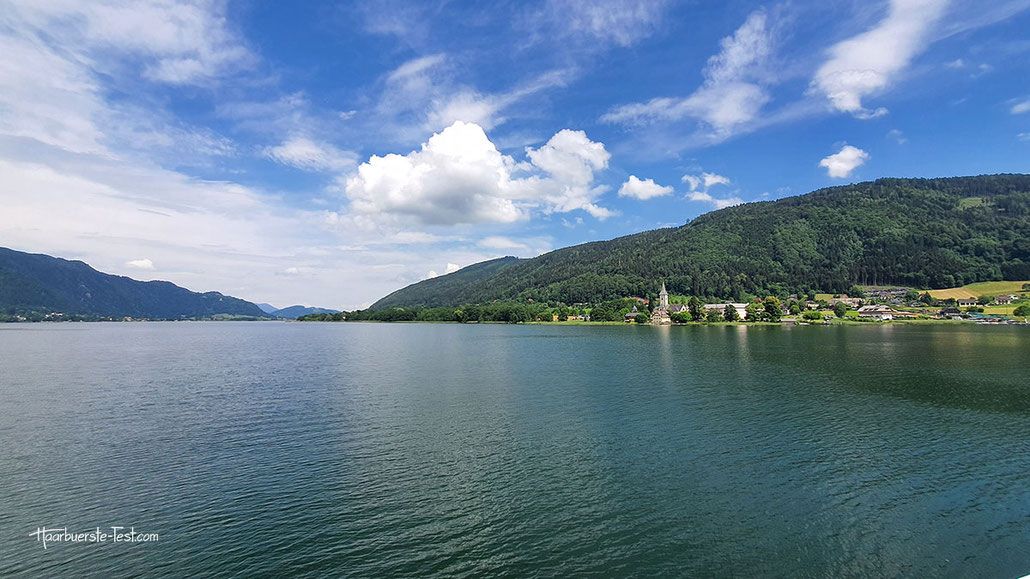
927 281 1030 300
957 197 987 209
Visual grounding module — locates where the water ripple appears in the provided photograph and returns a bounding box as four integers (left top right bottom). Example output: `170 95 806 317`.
1 322 1028 577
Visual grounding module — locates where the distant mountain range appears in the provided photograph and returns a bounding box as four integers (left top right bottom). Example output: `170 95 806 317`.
268 305 340 318
255 302 279 314
372 175 1030 309
253 302 340 318
0 247 271 319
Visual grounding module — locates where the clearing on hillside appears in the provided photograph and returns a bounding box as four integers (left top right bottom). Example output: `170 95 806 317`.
927 281 1030 300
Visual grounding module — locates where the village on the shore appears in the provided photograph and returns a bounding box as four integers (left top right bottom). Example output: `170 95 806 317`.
295 279 1030 325
612 282 1030 326
605 282 1030 326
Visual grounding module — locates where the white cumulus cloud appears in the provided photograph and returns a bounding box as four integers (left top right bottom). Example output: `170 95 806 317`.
680 171 738 208
425 261 462 279
812 0 949 118
526 128 615 218
1011 99 1030 115
820 145 870 178
344 121 615 226
682 172 731 191
344 121 525 225
618 175 673 200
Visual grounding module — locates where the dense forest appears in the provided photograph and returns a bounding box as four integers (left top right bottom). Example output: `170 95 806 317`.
0 247 271 319
372 175 1030 309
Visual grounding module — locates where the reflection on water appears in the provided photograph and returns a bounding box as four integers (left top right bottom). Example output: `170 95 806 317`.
0 322 1028 577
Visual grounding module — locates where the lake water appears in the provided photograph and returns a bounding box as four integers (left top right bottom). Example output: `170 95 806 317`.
1 322 1029 577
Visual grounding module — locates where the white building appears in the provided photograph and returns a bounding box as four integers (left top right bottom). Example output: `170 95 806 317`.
857 304 894 320
703 303 749 320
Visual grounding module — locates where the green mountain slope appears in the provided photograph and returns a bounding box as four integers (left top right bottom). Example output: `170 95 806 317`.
0 247 271 319
371 175 1030 309
373 256 527 308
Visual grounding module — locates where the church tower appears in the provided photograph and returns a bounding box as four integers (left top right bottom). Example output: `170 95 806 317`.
659 281 669 309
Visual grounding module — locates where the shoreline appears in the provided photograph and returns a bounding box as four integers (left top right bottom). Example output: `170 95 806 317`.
3 317 1026 327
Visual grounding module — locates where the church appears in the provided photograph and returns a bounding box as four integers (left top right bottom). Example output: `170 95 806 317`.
649 282 687 325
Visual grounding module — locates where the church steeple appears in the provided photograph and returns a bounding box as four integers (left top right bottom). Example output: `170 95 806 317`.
659 281 669 309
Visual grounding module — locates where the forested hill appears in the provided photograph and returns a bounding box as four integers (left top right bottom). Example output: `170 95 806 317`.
0 247 271 319
372 174 1030 309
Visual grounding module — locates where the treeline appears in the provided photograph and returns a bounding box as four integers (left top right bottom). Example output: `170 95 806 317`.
299 296 804 324
371 175 1030 309
300 301 594 324
0 308 119 322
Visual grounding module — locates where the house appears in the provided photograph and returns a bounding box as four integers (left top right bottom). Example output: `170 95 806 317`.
957 298 978 307
703 303 749 320
625 306 642 323
863 287 909 300
829 295 862 307
995 294 1019 305
857 304 895 320
667 303 688 315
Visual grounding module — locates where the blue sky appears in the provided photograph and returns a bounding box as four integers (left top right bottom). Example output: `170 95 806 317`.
1 0 1029 309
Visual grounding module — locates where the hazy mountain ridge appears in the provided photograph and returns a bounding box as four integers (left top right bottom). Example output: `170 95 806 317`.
0 247 271 319
270 305 340 318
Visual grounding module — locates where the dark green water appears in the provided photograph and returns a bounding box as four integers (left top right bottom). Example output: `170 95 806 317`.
1 322 1029 577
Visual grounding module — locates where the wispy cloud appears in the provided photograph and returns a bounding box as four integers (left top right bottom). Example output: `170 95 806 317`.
387 54 447 83
371 49 575 143
531 0 671 47
5 0 253 86
601 9 777 141
0 0 254 161
263 136 356 172
126 258 155 270
686 190 743 209
886 129 908 144
812 0 949 118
